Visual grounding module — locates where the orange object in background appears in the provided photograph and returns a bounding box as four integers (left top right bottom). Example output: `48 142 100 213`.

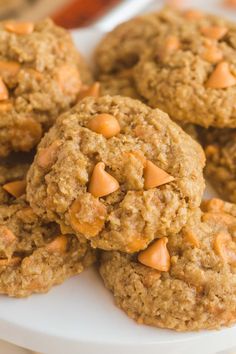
52 0 121 29
224 0 236 8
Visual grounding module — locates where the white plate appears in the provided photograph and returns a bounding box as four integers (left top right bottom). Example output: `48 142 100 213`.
0 25 236 354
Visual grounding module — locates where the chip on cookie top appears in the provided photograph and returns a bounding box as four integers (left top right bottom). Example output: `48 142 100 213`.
99 199 236 331
0 197 96 297
27 95 205 253
0 18 92 157
133 9 236 127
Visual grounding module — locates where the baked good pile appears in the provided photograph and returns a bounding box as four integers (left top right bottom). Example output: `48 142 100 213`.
1 8 236 332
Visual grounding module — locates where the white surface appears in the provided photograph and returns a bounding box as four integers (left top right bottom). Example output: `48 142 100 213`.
94 0 155 32
0 26 235 354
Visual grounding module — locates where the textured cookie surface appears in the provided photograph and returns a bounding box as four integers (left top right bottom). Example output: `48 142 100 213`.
0 198 95 297
0 18 92 156
100 199 236 331
133 10 236 127
27 95 205 253
200 127 236 203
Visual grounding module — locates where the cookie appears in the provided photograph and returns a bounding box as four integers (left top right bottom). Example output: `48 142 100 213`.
27 95 205 253
0 197 96 297
0 152 33 203
133 9 236 128
200 127 236 203
0 18 92 156
99 198 236 331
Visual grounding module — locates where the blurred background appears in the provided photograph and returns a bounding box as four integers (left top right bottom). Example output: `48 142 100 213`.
0 0 235 30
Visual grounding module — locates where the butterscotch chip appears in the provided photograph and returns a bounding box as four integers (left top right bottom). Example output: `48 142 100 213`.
202 212 236 225
69 194 107 238
201 44 223 64
46 235 68 253
87 113 120 138
205 61 236 89
201 198 224 212
183 9 204 20
99 204 236 331
0 101 12 112
126 236 149 253
37 140 61 169
88 162 119 197
0 77 8 100
0 61 20 80
0 198 96 297
144 160 174 189
183 227 200 247
0 18 92 157
201 26 228 40
157 35 180 59
77 82 100 101
138 237 170 271
4 21 34 35
3 180 26 198
204 144 219 157
27 95 205 253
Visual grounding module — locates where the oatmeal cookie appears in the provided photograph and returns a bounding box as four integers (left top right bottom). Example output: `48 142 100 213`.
0 18 92 156
133 9 236 128
27 95 205 253
200 127 236 203
100 198 236 331
0 197 96 297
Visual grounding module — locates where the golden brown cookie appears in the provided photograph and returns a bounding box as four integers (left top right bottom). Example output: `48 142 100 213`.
0 197 96 297
0 18 92 156
100 199 236 331
133 10 236 127
27 95 205 253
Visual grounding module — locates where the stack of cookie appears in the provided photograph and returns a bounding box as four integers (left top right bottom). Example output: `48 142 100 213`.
95 8 236 330
0 9 236 333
